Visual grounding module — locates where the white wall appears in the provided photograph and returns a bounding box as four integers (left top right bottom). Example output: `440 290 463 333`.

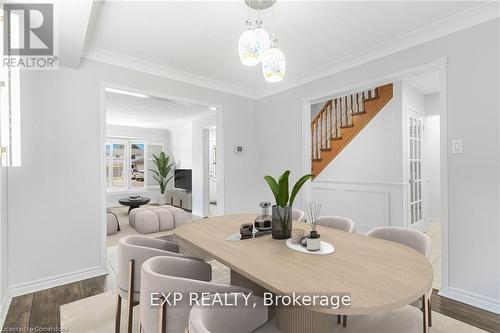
191 114 216 216
0 168 9 323
311 81 405 232
105 125 170 207
168 126 193 169
7 58 259 294
256 20 500 311
424 93 441 220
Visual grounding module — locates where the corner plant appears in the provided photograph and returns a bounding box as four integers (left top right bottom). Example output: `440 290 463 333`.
264 170 313 208
148 152 174 194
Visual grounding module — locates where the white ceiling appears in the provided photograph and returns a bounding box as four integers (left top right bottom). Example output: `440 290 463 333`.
406 71 441 95
105 90 215 130
85 1 494 97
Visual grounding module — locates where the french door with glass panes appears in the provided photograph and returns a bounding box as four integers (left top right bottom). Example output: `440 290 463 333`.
407 109 427 231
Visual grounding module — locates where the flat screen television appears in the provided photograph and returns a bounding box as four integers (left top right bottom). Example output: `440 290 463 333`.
174 169 192 191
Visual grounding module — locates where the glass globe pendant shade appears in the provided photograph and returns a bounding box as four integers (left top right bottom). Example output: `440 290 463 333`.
238 23 259 66
262 46 286 83
254 27 270 61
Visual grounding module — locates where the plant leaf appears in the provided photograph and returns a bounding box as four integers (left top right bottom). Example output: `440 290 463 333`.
277 170 290 207
289 174 313 206
264 175 279 204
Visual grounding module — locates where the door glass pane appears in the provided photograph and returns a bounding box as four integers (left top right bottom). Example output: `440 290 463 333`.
112 161 125 187
130 144 145 188
112 144 125 159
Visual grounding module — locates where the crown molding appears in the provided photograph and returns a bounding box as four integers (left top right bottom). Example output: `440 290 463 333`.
83 47 258 99
254 1 499 98
83 1 498 100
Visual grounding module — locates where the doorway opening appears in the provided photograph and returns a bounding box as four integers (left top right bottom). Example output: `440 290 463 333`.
404 71 442 290
99 84 224 279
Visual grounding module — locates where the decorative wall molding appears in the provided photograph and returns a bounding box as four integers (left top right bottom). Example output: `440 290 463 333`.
83 2 498 99
313 179 406 188
439 287 500 315
311 181 403 232
84 47 257 99
9 266 107 298
254 1 499 98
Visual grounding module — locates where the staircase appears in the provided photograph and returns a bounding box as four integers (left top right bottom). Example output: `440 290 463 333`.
311 83 393 177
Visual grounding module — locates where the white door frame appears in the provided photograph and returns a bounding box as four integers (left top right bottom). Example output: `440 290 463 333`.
98 82 225 272
300 57 449 293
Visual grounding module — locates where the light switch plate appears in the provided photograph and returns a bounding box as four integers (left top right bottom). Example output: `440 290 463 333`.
234 145 245 154
451 140 463 154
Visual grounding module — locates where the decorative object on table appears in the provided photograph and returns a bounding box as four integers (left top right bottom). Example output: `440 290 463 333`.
129 195 141 200
254 201 272 231
305 202 322 251
285 238 335 255
264 170 313 239
148 152 174 205
240 223 254 239
291 229 305 244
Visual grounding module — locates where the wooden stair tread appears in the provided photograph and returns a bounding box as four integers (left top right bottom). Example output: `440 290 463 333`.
340 124 354 129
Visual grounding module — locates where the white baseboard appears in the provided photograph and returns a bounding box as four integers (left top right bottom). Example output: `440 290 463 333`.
9 266 108 298
439 287 500 314
0 289 12 329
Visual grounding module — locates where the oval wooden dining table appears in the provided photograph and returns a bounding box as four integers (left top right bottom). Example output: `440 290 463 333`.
174 215 433 333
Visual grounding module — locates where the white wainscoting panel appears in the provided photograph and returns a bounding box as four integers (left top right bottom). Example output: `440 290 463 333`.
311 180 406 233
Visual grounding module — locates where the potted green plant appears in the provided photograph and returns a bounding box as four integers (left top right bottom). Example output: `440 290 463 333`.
149 152 174 205
264 170 313 239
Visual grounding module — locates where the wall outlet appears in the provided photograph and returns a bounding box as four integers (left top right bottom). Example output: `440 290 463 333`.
451 140 463 154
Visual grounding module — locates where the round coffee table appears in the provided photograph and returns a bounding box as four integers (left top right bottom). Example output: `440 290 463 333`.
118 197 151 213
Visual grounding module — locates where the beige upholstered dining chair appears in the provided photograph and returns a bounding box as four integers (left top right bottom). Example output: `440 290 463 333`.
116 236 198 333
316 216 356 233
292 209 306 222
188 294 268 333
140 255 253 333
358 226 433 329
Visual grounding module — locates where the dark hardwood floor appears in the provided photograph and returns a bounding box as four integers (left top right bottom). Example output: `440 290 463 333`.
2 276 108 333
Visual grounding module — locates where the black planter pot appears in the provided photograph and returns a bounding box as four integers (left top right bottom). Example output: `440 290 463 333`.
272 205 292 239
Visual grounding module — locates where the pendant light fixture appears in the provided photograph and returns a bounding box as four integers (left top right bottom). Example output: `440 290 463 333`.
261 1 285 82
238 19 259 66
238 0 285 83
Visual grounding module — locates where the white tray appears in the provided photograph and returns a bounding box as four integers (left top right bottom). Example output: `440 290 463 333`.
285 239 335 255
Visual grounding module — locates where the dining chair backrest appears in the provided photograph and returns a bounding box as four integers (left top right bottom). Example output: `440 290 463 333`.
366 226 432 258
292 209 306 222
140 256 251 333
316 216 356 233
118 235 193 301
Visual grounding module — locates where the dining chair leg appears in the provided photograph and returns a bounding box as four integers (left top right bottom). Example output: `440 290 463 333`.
422 295 429 333
337 315 341 325
158 297 167 333
115 293 122 333
342 315 347 328
428 298 432 327
127 259 135 333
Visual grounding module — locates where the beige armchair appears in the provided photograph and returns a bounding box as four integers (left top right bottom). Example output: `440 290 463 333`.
116 236 198 333
140 255 252 333
189 294 268 333
316 216 356 233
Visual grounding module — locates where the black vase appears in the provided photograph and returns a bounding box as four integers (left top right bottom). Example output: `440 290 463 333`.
272 205 292 239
